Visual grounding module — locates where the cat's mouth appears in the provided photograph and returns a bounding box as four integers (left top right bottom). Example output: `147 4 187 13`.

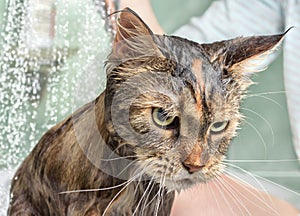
161 161 225 191
158 167 210 191
163 175 209 191
136 154 225 191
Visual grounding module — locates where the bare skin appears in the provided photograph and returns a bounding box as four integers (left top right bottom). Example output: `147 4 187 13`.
171 174 299 216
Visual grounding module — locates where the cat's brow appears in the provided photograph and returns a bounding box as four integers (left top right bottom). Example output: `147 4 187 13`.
191 58 204 112
191 59 204 88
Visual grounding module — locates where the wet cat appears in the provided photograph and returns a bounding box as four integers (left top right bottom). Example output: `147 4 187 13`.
8 8 285 216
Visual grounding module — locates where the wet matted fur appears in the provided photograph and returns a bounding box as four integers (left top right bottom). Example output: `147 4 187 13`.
8 8 285 216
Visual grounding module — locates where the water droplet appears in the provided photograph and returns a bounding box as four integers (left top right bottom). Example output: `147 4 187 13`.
0 0 111 212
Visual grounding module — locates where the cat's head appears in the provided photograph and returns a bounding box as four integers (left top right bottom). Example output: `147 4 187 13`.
104 8 285 190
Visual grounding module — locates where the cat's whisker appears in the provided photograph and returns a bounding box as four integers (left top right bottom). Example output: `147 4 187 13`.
101 176 137 216
115 158 139 178
144 161 171 211
155 163 171 216
102 165 148 216
98 155 137 162
58 172 140 194
141 169 163 215
132 169 158 216
146 174 162 216
132 164 159 213
131 175 145 216
159 169 168 213
212 175 237 215
145 182 161 209
217 177 257 216
214 176 250 216
246 94 283 108
241 107 275 147
139 179 156 216
105 143 132 160
224 158 300 163
224 162 300 197
246 90 286 97
243 119 267 154
222 163 281 214
222 172 281 216
206 180 223 214
218 173 279 216
154 174 164 216
223 162 269 195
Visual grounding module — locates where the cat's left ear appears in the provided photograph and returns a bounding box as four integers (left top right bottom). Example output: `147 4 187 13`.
114 7 153 43
201 30 289 74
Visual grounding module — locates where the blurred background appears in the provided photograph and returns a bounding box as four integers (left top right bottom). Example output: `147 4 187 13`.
0 0 299 213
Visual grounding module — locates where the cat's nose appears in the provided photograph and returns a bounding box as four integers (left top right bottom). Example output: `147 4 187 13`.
182 144 206 174
182 162 205 174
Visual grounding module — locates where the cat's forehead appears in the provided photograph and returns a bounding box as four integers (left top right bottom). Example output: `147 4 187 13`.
158 35 220 79
158 36 225 99
153 35 227 117
157 35 209 64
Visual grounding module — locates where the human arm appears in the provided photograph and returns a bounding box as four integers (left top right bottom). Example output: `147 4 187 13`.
171 174 300 216
174 0 285 42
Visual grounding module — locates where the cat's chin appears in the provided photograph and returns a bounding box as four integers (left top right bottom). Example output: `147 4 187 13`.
162 162 225 191
163 176 211 192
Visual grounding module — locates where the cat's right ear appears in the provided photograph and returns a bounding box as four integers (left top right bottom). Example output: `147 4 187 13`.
111 8 163 58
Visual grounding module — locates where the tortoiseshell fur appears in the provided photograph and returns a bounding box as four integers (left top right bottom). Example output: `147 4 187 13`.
8 8 284 216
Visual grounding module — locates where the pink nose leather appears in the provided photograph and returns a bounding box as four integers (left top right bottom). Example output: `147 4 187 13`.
183 163 205 174
183 144 205 174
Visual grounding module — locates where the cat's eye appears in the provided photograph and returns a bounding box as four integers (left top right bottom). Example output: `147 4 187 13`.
152 108 178 129
210 121 229 133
